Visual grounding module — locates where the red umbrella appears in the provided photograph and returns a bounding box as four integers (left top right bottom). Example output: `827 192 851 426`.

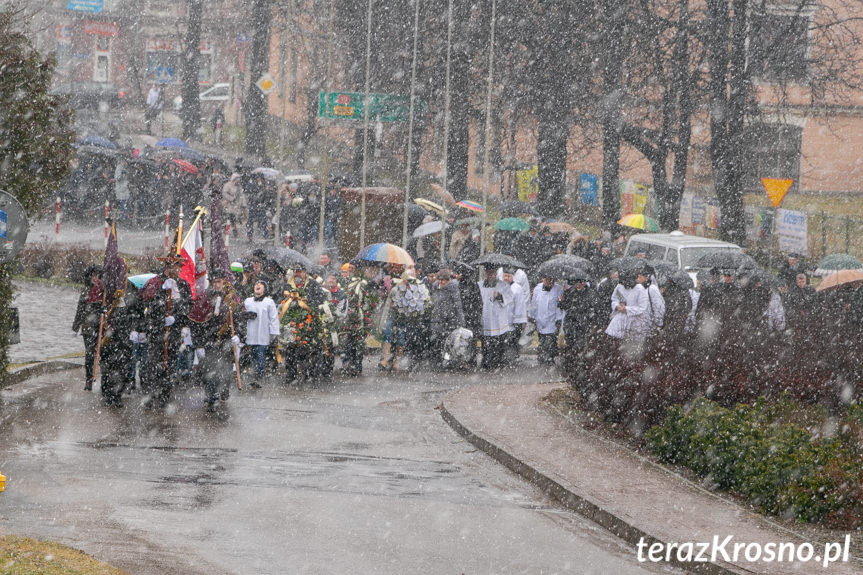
172 158 198 174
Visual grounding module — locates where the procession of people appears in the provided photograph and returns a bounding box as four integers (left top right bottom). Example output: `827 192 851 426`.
71 161 856 418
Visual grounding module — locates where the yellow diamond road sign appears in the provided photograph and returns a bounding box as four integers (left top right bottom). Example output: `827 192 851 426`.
256 73 275 95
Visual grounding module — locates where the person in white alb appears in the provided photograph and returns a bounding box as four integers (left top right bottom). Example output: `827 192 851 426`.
529 276 564 365
605 268 651 357
243 280 279 387
499 265 529 358
478 265 513 369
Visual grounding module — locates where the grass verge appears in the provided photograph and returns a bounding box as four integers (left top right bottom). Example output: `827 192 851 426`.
0 535 127 575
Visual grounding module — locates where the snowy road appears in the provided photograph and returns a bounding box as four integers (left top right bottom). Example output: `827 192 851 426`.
0 364 681 575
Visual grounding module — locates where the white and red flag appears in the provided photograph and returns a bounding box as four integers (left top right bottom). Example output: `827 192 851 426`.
180 218 209 299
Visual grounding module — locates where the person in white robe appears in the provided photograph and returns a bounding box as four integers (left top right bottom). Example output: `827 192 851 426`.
479 265 513 369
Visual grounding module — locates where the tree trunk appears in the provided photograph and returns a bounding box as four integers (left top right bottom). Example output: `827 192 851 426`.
599 0 625 232
181 0 202 141
536 109 567 218
244 0 271 159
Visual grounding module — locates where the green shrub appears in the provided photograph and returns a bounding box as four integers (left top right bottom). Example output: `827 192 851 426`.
646 395 863 527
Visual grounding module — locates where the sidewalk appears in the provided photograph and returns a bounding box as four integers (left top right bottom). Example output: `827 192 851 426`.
441 383 863 575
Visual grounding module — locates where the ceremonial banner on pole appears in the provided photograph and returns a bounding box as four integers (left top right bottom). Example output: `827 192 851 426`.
102 221 127 300
180 219 208 299
209 192 231 277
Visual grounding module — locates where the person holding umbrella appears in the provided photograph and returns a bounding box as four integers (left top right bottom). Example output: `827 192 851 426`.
478 264 514 369
529 275 564 366
558 270 604 388
72 264 104 391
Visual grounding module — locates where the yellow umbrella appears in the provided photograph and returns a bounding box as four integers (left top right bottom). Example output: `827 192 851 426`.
618 213 661 232
414 198 444 216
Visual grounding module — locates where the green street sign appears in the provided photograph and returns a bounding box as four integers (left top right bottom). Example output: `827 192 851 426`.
318 91 421 122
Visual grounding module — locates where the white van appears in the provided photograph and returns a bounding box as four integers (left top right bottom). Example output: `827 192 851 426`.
623 231 742 273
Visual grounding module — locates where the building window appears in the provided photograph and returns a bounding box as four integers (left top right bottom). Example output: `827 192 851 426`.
94 55 110 82
743 122 802 194
749 12 809 83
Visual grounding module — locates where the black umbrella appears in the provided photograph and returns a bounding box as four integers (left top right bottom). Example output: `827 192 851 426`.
667 269 694 290
498 200 538 216
549 254 595 274
405 203 428 231
694 250 760 272
646 259 679 286
609 256 650 274
256 247 313 271
450 260 476 277
535 259 588 280
471 253 527 270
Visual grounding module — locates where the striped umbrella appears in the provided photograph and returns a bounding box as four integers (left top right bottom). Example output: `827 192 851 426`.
618 213 661 232
355 243 415 266
456 199 483 212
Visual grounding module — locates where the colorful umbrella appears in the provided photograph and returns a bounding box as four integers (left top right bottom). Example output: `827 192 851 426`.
172 158 198 174
618 213 661 232
814 254 863 277
494 217 530 231
456 199 483 213
414 198 444 215
816 269 863 292
356 243 415 266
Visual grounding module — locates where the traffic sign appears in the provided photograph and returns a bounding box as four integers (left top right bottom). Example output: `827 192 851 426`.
156 66 173 84
761 178 793 208
67 0 103 12
256 73 275 95
0 190 29 263
318 91 421 122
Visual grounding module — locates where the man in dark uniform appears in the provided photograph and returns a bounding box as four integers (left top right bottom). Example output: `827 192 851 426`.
139 255 193 407
187 269 245 412
99 287 142 407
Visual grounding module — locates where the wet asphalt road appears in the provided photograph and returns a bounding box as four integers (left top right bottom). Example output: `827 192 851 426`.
0 360 682 575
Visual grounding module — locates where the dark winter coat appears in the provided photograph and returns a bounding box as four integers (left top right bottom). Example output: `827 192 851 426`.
558 285 604 346
431 280 465 338
458 274 483 335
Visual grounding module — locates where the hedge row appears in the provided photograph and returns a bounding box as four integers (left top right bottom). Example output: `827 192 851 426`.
645 396 863 529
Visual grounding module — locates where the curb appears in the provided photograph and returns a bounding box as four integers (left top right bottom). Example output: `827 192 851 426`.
4 360 82 389
439 401 744 575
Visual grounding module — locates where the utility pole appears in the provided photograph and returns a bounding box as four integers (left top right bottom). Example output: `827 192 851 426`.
181 0 203 140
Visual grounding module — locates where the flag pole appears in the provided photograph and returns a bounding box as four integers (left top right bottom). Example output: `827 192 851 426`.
180 205 208 248
176 205 184 255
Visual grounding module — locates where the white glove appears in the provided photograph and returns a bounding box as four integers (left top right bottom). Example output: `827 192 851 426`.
165 315 176 327
129 330 139 343
162 279 175 290
181 326 192 346
231 335 240 346
137 333 147 344
195 348 206 361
